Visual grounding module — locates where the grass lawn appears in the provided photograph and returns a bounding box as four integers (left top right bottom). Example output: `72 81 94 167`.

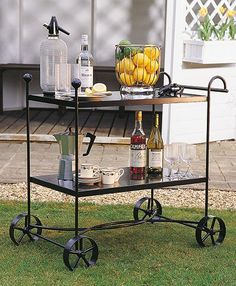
0 200 235 286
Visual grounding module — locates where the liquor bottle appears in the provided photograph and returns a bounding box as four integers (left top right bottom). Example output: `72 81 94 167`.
130 111 146 180
147 112 164 176
76 34 94 92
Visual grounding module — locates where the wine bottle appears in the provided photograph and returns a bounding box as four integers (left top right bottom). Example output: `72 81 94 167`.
130 111 146 180
76 34 94 93
147 112 163 176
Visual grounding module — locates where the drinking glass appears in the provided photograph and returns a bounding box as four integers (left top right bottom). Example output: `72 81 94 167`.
164 143 179 179
55 64 80 96
172 142 186 178
55 63 71 96
180 144 197 178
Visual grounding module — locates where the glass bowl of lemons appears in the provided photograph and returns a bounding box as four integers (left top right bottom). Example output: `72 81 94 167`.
115 40 161 97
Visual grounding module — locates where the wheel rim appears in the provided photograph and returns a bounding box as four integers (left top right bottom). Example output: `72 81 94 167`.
63 235 98 271
133 197 162 221
9 213 42 245
195 216 226 247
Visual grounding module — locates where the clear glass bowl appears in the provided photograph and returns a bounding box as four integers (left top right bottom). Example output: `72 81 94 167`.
115 44 161 97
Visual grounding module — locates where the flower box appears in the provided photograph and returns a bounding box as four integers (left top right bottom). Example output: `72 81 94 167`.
183 39 236 64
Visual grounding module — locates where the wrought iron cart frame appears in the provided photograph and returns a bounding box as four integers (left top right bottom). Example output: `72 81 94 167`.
9 73 228 270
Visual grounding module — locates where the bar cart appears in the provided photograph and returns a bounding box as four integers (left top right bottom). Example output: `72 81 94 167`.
9 73 228 271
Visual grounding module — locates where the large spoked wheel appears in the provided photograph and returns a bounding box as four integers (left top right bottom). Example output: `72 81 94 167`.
133 197 162 221
63 235 98 271
195 215 226 247
9 212 42 246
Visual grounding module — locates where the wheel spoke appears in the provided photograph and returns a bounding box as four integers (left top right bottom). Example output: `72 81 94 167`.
202 232 210 242
210 217 216 230
139 208 147 213
141 213 148 221
17 232 26 243
147 198 151 210
83 246 95 254
73 255 81 269
81 254 90 267
27 232 36 241
210 234 215 245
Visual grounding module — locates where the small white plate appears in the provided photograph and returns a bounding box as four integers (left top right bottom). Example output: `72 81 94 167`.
73 173 101 185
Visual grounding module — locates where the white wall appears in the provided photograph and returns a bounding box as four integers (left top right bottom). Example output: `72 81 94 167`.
163 0 236 143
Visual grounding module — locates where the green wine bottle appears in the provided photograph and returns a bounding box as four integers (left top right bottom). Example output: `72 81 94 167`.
147 112 164 176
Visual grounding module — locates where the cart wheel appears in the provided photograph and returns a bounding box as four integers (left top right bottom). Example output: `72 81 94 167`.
9 212 42 246
63 235 98 271
133 197 162 221
195 215 226 247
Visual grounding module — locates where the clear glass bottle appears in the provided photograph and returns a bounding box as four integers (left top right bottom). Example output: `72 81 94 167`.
147 112 164 176
130 111 146 180
76 34 94 92
40 16 69 95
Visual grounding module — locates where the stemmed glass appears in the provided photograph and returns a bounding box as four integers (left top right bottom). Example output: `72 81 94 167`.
172 142 186 178
164 144 179 180
179 144 197 178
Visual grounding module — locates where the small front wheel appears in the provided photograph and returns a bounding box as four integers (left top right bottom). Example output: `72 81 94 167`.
133 197 162 221
195 215 226 247
9 213 42 245
63 235 98 271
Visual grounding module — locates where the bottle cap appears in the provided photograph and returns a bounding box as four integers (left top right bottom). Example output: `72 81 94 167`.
136 111 142 121
43 16 70 37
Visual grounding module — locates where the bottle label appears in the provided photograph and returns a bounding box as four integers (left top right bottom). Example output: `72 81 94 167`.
130 149 146 167
148 149 163 168
80 66 93 88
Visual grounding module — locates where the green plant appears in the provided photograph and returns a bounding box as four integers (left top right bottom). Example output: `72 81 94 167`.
214 20 229 40
214 8 236 40
228 10 236 39
198 8 214 41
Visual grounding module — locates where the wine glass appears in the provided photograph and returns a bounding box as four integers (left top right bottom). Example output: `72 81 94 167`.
180 144 197 178
172 142 186 179
164 144 179 180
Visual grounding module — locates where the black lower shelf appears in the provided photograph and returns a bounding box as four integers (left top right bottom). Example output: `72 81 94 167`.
30 167 206 198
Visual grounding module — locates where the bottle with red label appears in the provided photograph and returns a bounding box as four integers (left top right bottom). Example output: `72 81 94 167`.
130 111 146 180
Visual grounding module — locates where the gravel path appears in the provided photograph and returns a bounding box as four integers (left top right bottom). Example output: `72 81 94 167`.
0 183 235 210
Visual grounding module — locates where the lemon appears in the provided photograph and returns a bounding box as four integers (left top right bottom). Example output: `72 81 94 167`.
144 46 160 60
133 67 147 83
132 52 150 67
85 88 93 95
123 58 135 73
116 58 135 74
115 60 124 73
119 73 135 86
92 83 107 93
145 60 159 73
144 73 158 85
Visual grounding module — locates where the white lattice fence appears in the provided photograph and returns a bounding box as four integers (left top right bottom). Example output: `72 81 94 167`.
185 0 236 32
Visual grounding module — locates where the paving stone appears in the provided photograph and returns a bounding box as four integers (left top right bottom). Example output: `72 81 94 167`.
228 182 236 191
0 141 235 191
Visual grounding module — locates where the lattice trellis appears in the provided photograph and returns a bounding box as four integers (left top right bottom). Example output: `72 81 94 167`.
185 0 236 32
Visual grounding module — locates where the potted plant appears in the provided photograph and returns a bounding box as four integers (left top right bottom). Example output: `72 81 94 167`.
183 7 236 64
